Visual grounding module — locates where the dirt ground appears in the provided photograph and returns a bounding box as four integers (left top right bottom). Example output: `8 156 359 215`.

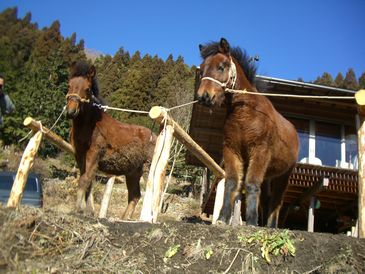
0 178 365 273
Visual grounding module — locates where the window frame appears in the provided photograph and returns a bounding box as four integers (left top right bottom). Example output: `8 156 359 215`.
287 115 358 169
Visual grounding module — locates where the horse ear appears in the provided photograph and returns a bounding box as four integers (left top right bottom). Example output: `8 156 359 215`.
199 44 204 52
219 38 230 53
69 61 77 75
88 65 96 79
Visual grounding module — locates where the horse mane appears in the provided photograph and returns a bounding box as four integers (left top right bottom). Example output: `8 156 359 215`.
70 60 101 99
200 41 257 85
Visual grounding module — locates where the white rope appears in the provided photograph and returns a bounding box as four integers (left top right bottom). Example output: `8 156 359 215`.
167 100 198 111
18 130 33 143
47 105 67 133
93 99 198 114
18 105 66 143
93 103 149 114
226 88 356 100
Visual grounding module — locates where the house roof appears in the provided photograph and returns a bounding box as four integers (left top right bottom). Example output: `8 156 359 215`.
256 75 356 96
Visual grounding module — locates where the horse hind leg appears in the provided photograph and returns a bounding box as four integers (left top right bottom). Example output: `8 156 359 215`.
266 169 293 228
122 168 142 220
85 185 95 214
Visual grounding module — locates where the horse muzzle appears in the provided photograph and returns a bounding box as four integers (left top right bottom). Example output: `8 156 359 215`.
196 91 215 107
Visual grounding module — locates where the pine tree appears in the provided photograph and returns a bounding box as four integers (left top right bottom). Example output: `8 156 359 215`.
313 72 334 87
334 72 344 88
359 72 365 89
0 9 85 155
343 68 359 90
96 48 130 98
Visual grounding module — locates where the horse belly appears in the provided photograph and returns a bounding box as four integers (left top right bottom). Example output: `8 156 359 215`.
98 141 146 175
265 142 298 179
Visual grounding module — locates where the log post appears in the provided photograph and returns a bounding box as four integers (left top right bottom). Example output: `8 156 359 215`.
99 176 116 219
357 107 365 238
23 117 74 155
140 115 174 223
200 168 209 208
307 196 315 232
212 179 225 224
7 130 43 208
145 106 227 224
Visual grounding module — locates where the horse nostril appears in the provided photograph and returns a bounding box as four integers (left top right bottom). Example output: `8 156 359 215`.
203 92 210 102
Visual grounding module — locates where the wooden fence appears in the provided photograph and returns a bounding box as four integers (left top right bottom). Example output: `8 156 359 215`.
6 89 365 239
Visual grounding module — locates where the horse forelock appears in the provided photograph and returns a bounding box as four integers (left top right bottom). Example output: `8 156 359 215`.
200 41 257 85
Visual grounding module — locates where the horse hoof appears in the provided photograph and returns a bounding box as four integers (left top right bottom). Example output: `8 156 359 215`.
85 206 95 217
216 218 229 226
215 220 229 226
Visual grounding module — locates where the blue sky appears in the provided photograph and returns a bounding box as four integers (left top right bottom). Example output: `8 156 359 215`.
1 0 364 82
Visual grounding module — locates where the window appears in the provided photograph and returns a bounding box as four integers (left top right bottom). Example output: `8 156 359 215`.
315 122 341 166
287 116 358 169
345 126 358 169
288 117 309 162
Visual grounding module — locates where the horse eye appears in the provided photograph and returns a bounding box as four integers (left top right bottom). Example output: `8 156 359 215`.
218 65 224 72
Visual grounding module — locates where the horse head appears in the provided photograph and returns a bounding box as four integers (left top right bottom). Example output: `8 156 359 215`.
196 38 238 107
66 61 98 118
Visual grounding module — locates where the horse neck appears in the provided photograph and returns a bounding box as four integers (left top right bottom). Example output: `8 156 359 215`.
233 59 254 92
72 105 102 134
227 60 257 111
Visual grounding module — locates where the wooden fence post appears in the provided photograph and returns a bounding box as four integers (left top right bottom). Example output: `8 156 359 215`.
141 106 227 224
99 176 116 219
200 168 209 208
212 179 225 224
7 130 43 208
307 196 315 232
140 120 174 223
357 109 365 238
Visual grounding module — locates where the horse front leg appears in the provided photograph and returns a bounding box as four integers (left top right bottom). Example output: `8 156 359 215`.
218 147 243 225
76 150 99 214
245 149 270 226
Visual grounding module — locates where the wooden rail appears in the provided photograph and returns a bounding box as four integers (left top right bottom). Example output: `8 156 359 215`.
148 106 225 178
23 117 75 155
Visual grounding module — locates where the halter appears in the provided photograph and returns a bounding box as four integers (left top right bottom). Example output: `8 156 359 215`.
66 93 91 103
201 57 237 90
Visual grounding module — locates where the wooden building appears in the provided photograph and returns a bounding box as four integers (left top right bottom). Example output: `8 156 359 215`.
187 75 358 233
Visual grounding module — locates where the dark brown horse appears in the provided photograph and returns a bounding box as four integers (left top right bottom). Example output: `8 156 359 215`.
196 38 299 227
66 61 156 218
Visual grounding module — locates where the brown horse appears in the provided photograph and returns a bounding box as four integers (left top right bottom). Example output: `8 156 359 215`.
66 61 156 218
196 38 299 227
